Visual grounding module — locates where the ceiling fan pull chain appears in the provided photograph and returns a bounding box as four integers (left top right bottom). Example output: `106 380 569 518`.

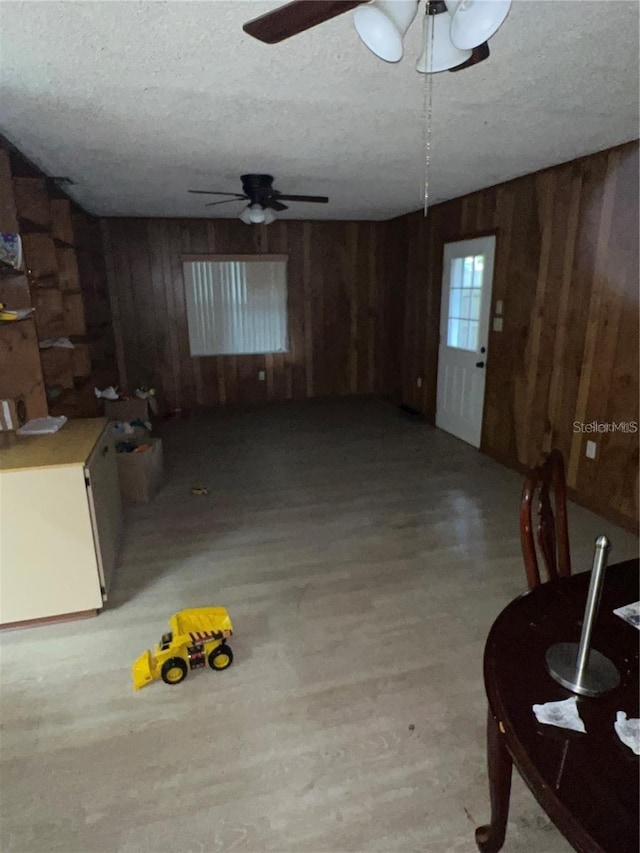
422 0 436 217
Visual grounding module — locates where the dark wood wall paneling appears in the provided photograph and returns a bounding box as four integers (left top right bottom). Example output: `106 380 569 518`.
389 141 639 530
102 218 390 409
102 143 638 529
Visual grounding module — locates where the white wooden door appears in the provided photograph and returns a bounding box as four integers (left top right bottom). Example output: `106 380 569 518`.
436 235 496 447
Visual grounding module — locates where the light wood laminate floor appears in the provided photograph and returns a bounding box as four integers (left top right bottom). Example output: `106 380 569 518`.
1 400 637 853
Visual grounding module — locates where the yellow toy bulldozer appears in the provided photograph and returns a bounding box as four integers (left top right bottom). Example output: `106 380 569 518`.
132 607 233 690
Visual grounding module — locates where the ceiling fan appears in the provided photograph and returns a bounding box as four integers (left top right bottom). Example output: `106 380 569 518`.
242 0 512 73
189 173 329 225
242 1 512 218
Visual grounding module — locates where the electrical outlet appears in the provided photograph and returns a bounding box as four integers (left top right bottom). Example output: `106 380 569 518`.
495 300 504 315
258 370 266 382
493 317 503 332
416 376 423 388
586 440 597 459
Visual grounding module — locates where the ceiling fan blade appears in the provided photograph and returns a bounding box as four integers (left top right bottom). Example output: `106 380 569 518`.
449 42 490 73
266 200 289 212
205 198 248 207
188 190 248 197
243 0 368 45
277 194 329 204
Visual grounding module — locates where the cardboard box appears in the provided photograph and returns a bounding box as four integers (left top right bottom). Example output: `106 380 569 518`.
111 423 150 445
116 437 164 504
104 398 150 422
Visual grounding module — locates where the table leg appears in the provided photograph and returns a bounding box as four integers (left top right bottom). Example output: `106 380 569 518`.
475 708 513 853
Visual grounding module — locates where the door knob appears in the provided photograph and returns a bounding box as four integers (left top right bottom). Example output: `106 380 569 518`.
475 361 485 368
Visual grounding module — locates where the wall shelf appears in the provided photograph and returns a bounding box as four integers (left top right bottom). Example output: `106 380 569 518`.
0 316 32 327
29 275 59 289
17 217 48 234
0 260 24 277
2 144 117 423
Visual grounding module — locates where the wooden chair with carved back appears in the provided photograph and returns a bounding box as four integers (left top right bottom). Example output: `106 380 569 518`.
519 449 572 590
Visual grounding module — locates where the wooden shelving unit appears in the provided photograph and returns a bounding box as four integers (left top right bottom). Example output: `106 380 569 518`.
0 143 118 423
0 317 48 419
0 152 48 420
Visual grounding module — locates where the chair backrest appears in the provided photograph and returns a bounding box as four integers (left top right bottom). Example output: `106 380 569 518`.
519 449 571 590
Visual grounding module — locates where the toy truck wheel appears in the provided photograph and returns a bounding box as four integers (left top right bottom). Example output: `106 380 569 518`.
161 658 188 685
208 645 233 671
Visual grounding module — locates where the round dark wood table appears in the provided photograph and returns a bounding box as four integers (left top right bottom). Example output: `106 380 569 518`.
475 558 639 853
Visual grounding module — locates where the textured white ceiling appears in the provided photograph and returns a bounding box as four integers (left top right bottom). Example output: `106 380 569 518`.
1 1 638 220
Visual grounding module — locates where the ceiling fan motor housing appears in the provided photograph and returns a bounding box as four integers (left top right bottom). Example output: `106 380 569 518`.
241 174 275 205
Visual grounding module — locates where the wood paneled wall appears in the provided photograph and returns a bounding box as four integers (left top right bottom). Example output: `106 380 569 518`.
389 141 639 530
102 218 389 408
102 144 638 528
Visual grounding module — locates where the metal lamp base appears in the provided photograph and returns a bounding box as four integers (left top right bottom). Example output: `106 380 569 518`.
546 642 620 697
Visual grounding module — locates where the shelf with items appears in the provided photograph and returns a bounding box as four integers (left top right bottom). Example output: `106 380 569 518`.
0 305 34 323
0 259 22 277
0 152 48 423
2 143 118 425
0 317 48 419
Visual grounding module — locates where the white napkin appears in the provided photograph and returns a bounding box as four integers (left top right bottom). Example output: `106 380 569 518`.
613 601 640 630
17 416 67 436
94 385 119 400
532 696 586 733
614 712 640 755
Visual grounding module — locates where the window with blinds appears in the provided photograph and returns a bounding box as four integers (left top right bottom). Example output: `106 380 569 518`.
183 256 288 356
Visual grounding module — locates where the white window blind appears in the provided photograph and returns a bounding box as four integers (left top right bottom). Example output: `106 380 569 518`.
183 258 288 356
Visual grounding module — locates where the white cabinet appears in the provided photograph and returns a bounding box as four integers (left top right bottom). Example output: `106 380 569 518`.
0 419 123 626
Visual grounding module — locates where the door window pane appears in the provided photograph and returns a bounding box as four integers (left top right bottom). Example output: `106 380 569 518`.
449 288 461 317
460 320 470 349
460 290 471 318
470 290 481 321
462 257 474 288
450 258 463 289
446 253 485 351
448 318 460 348
467 320 479 351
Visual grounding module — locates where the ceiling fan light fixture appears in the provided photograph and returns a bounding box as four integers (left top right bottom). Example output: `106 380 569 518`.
239 205 256 224
353 0 419 63
447 0 512 50
239 204 277 225
248 204 267 224
416 2 471 73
